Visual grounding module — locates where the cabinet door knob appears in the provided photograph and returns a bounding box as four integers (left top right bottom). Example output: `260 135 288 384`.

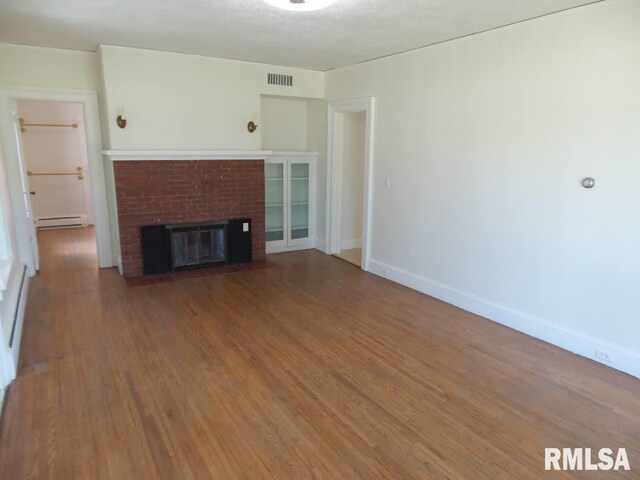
29 191 36 195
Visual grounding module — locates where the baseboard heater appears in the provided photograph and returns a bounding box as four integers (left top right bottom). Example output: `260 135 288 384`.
36 215 88 229
140 218 252 275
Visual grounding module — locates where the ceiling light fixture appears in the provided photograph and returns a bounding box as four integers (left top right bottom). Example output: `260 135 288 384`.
263 0 339 12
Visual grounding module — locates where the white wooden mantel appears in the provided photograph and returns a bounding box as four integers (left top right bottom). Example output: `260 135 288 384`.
102 150 319 161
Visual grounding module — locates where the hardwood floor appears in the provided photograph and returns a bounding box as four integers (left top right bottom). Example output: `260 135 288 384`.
1 228 639 479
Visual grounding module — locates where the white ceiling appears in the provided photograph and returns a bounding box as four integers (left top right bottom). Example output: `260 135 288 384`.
0 0 601 71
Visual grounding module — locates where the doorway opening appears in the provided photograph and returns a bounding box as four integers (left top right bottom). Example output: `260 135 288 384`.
16 99 97 271
0 86 113 276
327 98 375 270
334 111 366 267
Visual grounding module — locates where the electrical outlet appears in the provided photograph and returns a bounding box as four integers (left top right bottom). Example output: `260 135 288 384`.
595 348 611 364
381 267 389 277
384 177 391 189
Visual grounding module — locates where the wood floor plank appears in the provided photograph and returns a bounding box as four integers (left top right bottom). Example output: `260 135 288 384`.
0 227 638 479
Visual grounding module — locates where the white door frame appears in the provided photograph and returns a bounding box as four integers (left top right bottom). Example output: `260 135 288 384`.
0 86 114 272
326 97 375 271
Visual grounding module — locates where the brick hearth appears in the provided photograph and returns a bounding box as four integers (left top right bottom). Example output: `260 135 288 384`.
113 160 265 277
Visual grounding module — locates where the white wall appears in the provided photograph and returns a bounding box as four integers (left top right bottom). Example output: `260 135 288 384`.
306 99 328 247
100 45 324 150
340 112 365 248
261 96 308 151
18 100 93 224
325 0 640 376
0 43 100 91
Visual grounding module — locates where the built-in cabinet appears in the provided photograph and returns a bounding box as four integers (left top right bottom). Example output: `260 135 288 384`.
265 153 316 253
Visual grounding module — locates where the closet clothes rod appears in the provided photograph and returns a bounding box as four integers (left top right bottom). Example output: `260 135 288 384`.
19 117 78 132
27 166 84 180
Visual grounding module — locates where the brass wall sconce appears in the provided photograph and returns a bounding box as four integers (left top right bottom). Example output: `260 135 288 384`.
247 121 258 133
116 114 127 129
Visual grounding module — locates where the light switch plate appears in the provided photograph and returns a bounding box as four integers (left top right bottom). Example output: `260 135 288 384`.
243 222 249 232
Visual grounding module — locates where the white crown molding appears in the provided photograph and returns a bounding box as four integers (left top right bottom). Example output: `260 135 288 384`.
102 150 319 161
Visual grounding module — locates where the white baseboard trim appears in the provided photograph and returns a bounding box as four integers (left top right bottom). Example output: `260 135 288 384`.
10 269 29 367
341 238 362 250
0 348 13 391
0 264 29 391
314 237 328 254
266 244 313 254
369 259 640 379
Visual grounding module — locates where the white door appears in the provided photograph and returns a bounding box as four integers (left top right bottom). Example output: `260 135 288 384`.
11 101 39 271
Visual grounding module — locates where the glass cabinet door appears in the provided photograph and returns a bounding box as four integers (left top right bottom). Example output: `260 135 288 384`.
265 162 285 243
289 162 310 241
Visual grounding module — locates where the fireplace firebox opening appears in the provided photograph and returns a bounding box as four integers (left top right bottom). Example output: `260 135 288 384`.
169 222 227 269
140 218 252 276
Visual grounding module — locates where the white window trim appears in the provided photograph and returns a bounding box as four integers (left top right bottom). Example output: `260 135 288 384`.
0 168 13 299
0 259 10 301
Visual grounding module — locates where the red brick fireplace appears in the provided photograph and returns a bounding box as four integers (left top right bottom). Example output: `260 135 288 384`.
113 159 265 277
